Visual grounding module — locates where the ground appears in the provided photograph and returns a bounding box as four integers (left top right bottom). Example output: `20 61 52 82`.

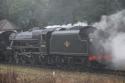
0 64 125 83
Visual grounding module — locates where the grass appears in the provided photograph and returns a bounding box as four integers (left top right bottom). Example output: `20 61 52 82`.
0 64 125 83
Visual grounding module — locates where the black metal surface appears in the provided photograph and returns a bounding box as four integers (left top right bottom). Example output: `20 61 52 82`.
50 30 88 56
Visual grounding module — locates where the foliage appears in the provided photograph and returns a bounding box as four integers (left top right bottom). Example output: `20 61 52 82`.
0 0 124 30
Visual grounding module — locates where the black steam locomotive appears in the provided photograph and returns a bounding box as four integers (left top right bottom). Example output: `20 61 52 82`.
0 26 112 69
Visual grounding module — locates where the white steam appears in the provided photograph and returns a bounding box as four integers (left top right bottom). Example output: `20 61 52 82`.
45 21 88 29
111 33 125 70
93 10 125 70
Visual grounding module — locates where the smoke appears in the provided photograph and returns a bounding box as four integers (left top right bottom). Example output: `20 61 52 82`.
111 33 125 70
93 10 125 70
45 21 88 29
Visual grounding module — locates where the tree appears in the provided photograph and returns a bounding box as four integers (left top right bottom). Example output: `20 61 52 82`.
0 0 124 30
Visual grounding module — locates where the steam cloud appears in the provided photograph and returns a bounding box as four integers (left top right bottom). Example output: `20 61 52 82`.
45 21 88 29
93 10 125 70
